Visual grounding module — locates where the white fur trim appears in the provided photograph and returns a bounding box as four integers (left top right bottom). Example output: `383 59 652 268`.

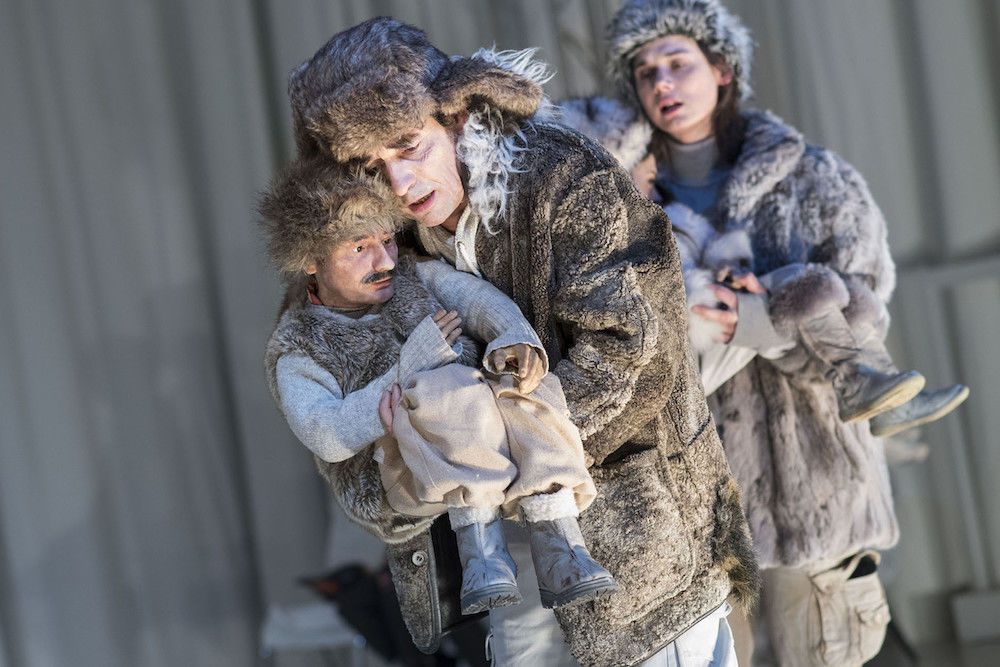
702 229 752 273
519 487 579 522
456 48 557 236
684 268 723 355
448 506 500 530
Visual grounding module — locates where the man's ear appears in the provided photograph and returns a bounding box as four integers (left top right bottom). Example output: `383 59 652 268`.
452 110 469 133
305 263 318 276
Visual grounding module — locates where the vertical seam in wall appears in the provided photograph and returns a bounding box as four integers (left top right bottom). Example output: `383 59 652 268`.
250 0 290 167
151 2 267 651
891 0 945 264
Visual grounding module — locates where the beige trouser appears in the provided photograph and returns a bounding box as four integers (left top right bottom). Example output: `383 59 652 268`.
377 364 596 518
762 551 890 667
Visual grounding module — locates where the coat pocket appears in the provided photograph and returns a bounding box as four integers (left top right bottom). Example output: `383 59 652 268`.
580 447 695 626
807 551 890 666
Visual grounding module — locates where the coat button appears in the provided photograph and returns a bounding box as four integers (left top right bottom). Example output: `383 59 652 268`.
411 550 427 567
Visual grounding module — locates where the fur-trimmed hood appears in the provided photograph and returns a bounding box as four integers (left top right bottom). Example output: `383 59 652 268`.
288 17 547 161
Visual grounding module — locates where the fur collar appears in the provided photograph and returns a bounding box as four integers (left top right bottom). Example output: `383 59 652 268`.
718 110 805 225
455 48 557 234
557 99 807 232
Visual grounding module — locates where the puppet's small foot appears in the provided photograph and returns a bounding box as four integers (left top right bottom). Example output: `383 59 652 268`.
835 366 924 423
521 490 617 609
450 508 521 615
870 384 969 437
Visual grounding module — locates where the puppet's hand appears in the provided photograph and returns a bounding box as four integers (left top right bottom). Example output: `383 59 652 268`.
489 343 544 394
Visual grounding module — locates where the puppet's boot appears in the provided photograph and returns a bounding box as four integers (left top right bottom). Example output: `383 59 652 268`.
800 309 924 423
449 507 521 615
522 489 618 609
833 365 925 423
870 384 969 437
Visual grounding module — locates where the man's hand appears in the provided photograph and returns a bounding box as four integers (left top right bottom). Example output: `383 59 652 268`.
433 310 462 345
489 343 544 394
690 284 740 343
379 384 402 436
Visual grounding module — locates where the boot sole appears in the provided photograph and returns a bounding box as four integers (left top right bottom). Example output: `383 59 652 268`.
539 576 619 609
871 385 970 438
840 372 925 423
461 583 522 615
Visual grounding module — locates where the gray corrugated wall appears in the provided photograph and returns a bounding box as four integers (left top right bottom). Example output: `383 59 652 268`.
0 1 996 664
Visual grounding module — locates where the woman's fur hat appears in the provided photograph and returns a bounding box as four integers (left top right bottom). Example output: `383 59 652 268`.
258 159 409 276
288 17 545 161
606 0 754 107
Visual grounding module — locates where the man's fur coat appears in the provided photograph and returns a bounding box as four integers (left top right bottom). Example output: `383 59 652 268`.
282 21 758 666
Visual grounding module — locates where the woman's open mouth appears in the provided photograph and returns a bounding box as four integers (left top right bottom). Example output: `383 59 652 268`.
660 101 682 116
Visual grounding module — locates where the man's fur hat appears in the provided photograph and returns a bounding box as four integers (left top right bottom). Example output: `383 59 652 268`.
258 159 408 276
606 0 754 108
288 17 545 161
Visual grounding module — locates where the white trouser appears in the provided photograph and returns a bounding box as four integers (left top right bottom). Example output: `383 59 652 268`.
487 521 737 666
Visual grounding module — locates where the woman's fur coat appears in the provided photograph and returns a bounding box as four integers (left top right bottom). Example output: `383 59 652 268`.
566 99 900 570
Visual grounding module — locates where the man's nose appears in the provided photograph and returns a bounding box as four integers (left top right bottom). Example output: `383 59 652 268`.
373 244 396 272
385 161 415 198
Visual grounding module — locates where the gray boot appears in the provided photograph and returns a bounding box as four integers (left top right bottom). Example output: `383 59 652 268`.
525 514 618 609
797 307 925 422
519 490 618 608
833 365 925 423
449 508 521 615
870 384 969 437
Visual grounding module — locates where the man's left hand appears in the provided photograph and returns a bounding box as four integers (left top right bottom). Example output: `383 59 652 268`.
489 343 544 394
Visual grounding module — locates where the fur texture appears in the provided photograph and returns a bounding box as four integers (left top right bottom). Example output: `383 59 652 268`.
452 118 758 665
264 256 478 544
258 159 408 276
278 26 758 662
287 17 543 161
606 0 754 109
558 96 651 170
575 95 898 568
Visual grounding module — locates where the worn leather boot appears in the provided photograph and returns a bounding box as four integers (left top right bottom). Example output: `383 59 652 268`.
526 516 618 609
870 384 969 437
450 509 521 615
833 365 925 423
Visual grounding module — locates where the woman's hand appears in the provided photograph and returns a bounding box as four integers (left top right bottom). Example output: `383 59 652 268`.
690 284 740 342
690 271 764 343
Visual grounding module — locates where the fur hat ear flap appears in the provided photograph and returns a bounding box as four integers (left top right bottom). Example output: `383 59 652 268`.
433 57 543 120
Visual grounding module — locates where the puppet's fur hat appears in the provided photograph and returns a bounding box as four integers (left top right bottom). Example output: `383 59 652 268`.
606 0 753 108
258 159 408 276
288 17 545 161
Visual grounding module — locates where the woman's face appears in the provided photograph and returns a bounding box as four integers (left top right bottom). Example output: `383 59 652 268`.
632 35 732 144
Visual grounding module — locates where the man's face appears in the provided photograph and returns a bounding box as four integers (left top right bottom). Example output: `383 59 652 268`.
307 232 398 309
632 35 731 144
364 116 468 232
